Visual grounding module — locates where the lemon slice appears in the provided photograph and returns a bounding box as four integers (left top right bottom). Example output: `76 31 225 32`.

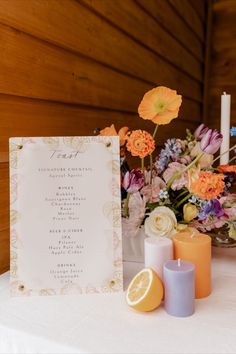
126 268 163 312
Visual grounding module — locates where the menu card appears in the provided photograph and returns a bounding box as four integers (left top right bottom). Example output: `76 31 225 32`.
9 136 123 296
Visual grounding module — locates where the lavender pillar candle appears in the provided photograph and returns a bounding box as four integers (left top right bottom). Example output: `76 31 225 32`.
163 259 195 317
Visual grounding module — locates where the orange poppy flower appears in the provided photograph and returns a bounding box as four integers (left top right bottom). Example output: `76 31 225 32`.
217 165 236 173
99 124 129 146
138 86 182 125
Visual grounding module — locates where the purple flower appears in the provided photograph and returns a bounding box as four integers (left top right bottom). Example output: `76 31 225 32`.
123 169 144 193
198 199 225 220
194 124 210 140
200 129 223 154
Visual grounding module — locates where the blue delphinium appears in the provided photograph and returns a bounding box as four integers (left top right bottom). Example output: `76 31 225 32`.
230 126 236 136
155 138 182 173
188 196 207 209
188 195 199 204
159 189 169 200
164 138 182 158
156 149 170 172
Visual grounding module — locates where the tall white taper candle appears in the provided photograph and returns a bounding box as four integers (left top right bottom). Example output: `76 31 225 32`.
220 92 231 165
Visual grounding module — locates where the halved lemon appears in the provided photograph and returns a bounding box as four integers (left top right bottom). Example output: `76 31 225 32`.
126 268 163 312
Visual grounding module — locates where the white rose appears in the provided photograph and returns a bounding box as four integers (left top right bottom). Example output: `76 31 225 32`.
145 206 177 238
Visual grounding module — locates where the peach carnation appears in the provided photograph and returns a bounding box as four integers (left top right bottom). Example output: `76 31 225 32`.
126 130 155 158
138 86 182 125
189 171 225 200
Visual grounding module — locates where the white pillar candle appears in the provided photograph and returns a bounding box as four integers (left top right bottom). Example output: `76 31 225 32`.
144 237 173 280
220 92 231 165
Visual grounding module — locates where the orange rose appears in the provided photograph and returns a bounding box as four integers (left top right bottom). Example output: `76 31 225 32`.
99 124 129 146
218 165 236 173
126 130 155 158
138 86 182 125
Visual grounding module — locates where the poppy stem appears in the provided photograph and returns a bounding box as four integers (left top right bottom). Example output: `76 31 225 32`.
153 124 159 139
149 154 153 184
212 144 236 164
149 125 159 183
141 158 145 174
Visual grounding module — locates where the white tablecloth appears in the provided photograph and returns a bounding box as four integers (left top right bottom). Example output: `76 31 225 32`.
0 248 236 354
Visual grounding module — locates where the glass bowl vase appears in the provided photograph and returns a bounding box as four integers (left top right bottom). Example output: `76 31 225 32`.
208 226 236 248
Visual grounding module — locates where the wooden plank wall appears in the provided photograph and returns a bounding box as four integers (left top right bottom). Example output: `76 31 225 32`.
207 0 236 130
0 0 208 274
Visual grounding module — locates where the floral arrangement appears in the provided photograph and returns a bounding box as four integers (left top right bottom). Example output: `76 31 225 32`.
98 86 236 243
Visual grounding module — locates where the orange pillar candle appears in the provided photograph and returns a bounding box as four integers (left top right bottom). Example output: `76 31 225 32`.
173 232 211 299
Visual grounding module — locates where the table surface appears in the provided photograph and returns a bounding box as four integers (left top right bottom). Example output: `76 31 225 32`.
0 248 236 354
